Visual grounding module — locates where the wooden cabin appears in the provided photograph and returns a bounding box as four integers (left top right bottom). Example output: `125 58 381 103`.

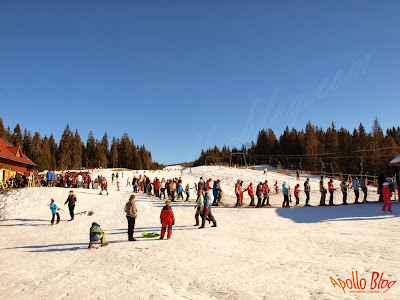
0 138 36 186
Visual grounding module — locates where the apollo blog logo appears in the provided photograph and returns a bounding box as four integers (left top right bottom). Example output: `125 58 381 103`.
330 271 396 294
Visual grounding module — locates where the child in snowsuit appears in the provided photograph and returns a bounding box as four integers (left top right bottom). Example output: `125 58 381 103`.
382 182 392 213
160 200 175 239
89 222 108 248
49 199 60 225
100 178 108 195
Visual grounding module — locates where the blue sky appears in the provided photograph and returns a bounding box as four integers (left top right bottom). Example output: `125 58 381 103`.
1 1 399 164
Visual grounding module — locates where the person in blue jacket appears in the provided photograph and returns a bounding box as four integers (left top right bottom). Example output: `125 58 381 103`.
282 181 290 207
49 199 60 225
177 184 184 200
89 222 108 249
212 180 219 206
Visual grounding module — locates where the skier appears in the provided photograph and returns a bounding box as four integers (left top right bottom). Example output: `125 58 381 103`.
160 178 166 199
328 179 336 206
100 177 108 195
235 179 241 207
256 182 263 207
160 200 175 239
194 190 204 226
262 180 271 206
274 180 279 194
49 199 60 225
377 172 386 202
242 182 255 206
212 180 219 206
351 177 360 204
185 183 190 202
126 177 131 187
360 176 368 202
64 190 77 221
170 180 177 201
294 184 300 205
282 181 290 207
340 179 348 205
382 182 392 213
319 176 327 206
199 189 217 228
124 195 137 241
88 222 108 248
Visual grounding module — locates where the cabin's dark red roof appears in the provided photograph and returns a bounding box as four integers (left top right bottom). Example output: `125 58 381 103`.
0 138 36 166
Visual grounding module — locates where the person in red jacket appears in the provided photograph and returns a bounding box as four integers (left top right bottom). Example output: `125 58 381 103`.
100 177 108 195
242 182 255 206
274 180 279 194
382 182 392 213
160 200 175 239
328 179 336 206
206 178 212 191
262 180 271 206
154 178 160 198
294 184 300 205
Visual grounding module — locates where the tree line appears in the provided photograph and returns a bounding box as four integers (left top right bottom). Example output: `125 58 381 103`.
0 118 163 171
193 119 400 177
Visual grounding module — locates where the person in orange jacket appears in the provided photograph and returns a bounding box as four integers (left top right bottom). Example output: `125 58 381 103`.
242 182 255 206
262 180 271 206
160 200 175 239
382 182 392 213
328 179 336 206
294 184 300 205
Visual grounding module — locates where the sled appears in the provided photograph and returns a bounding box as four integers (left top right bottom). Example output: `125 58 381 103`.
142 231 160 238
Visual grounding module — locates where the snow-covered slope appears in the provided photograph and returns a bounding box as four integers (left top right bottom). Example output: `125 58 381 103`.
0 166 399 299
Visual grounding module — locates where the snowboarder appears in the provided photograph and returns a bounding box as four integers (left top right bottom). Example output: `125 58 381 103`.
282 181 290 207
382 182 392 213
124 195 137 241
64 191 77 221
89 222 108 248
328 179 336 206
160 200 175 239
49 199 60 225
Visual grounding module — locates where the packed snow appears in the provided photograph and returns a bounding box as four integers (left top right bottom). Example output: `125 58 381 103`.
0 165 399 299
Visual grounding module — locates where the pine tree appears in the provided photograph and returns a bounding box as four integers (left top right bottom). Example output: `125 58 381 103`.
58 124 74 170
73 130 83 168
86 131 96 167
12 124 23 148
30 132 43 170
48 134 57 170
110 137 119 168
0 118 6 139
23 129 32 158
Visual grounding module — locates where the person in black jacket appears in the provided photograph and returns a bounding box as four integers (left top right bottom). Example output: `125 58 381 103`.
377 173 386 202
64 190 77 221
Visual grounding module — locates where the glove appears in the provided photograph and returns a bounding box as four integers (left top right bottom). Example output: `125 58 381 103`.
172 220 175 225
160 219 162 224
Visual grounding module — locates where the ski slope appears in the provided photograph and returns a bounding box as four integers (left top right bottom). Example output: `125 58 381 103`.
0 166 399 299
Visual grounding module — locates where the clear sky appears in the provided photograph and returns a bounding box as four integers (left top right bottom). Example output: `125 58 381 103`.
1 0 399 165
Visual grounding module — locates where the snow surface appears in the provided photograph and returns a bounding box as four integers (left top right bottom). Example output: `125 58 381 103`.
0 166 399 299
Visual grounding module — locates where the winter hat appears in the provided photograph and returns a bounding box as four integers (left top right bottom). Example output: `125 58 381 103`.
92 222 99 227
51 199 55 203
165 200 171 205
283 181 286 185
330 179 333 182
